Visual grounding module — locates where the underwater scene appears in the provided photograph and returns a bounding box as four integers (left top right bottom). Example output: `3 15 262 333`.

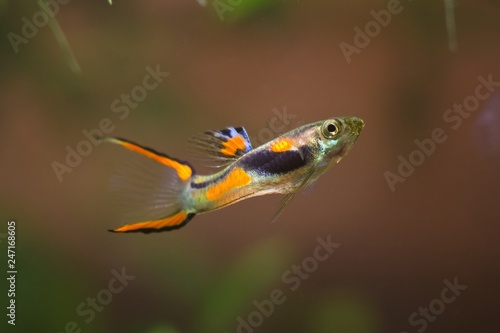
1 0 499 332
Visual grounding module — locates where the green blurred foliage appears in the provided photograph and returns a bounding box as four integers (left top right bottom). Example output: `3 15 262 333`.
144 325 180 333
211 0 284 23
4 228 106 332
309 291 379 333
195 238 291 333
38 0 80 73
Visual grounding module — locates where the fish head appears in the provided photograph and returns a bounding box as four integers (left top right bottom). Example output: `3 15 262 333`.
313 116 365 166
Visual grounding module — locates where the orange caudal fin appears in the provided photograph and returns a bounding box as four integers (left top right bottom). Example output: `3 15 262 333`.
109 210 196 233
103 137 193 181
102 136 196 233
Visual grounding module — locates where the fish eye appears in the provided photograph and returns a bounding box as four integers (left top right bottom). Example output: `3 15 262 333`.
321 120 341 139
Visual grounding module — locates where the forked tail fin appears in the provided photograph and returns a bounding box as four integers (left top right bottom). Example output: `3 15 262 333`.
102 137 196 233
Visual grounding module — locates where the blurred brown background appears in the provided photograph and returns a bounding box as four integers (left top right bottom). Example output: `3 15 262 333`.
1 0 499 332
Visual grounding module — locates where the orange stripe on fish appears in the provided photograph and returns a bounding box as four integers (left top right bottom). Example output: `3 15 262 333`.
206 167 251 201
110 210 194 233
270 138 294 153
106 137 192 181
220 135 247 157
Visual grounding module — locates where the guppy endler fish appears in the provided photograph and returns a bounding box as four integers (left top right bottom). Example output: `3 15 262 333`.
103 116 364 233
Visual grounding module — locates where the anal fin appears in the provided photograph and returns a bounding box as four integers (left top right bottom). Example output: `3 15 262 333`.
109 211 196 233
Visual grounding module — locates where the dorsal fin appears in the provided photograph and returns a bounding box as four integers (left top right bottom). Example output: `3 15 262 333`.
188 126 253 168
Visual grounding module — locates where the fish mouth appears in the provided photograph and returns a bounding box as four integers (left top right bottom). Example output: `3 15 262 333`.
332 117 364 164
345 117 365 136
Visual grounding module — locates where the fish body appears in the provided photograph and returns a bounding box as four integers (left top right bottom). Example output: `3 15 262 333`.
104 116 364 233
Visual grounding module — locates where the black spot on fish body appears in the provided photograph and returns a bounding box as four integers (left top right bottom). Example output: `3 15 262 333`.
241 146 311 175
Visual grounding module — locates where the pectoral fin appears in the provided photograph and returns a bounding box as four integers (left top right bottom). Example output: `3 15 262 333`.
271 168 316 223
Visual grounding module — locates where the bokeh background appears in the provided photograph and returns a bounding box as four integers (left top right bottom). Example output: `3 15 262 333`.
1 0 500 332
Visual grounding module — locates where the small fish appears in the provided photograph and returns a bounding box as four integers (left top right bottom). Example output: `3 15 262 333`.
103 116 365 233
